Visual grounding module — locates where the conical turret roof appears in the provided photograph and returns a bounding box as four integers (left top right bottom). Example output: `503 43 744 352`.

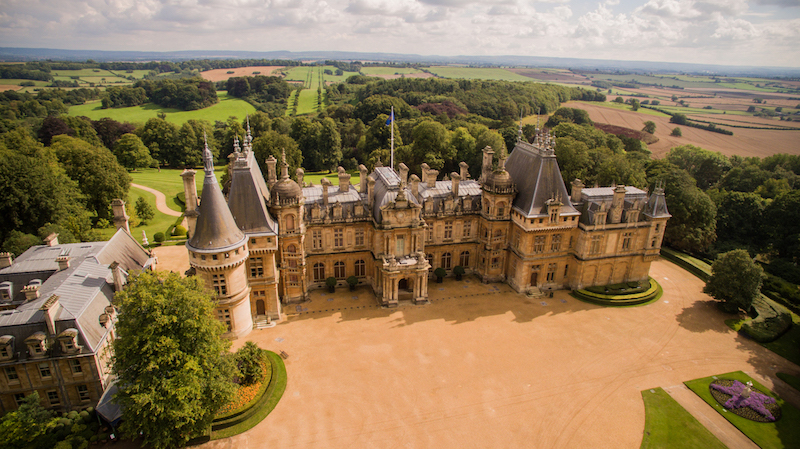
187 139 246 252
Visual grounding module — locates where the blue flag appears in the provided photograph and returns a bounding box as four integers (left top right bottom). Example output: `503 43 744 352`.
385 111 394 126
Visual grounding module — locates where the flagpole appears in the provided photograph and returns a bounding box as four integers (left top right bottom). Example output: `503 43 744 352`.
390 106 395 171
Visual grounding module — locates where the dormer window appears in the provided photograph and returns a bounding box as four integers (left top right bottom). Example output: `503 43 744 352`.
0 281 12 302
57 328 81 354
25 332 47 358
0 335 13 360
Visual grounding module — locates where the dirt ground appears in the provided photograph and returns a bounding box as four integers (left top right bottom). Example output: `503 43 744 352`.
562 101 800 159
200 66 284 82
174 260 799 449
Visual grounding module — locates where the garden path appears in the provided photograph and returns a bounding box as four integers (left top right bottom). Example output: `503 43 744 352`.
130 183 182 217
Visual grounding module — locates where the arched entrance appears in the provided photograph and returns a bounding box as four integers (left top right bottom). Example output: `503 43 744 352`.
530 272 538 286
397 277 414 301
256 299 265 316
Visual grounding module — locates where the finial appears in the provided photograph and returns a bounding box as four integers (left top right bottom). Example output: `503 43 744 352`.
233 135 241 154
518 110 524 142
280 148 289 179
203 131 214 173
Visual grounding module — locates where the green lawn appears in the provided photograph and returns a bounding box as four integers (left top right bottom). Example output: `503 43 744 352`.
684 371 800 449
0 78 50 87
361 67 426 76
776 373 800 392
96 185 181 243
68 91 256 126
52 69 118 77
303 169 361 190
296 88 320 115
425 66 533 81
283 67 314 86
129 167 225 212
640 387 726 449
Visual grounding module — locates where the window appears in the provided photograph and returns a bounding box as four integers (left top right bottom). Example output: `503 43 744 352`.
249 257 264 278
334 228 344 248
427 254 433 268
5 366 18 382
550 234 562 252
459 251 470 267
564 264 569 277
288 274 299 285
355 260 366 277
217 309 231 331
444 221 453 240
312 230 322 249
212 274 227 295
14 393 25 407
212 254 218 260
655 224 660 232
568 236 573 248
497 204 505 217
46 390 59 406
513 230 520 249
621 232 633 251
251 238 257 245
651 238 657 248
0 345 10 358
550 209 558 222
70 359 83 374
462 221 471 238
77 385 90 402
334 261 346 279
355 229 365 246
491 257 500 269
38 362 51 379
590 235 603 255
286 245 298 268
441 252 452 269
313 263 325 282
533 236 546 253
546 263 557 282
285 214 295 231
426 227 433 242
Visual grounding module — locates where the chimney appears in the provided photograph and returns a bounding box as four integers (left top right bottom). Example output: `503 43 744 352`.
613 185 626 208
111 199 130 233
44 233 59 247
427 169 438 189
367 175 376 208
0 252 12 269
459 162 469 180
358 164 368 193
337 167 350 193
571 179 585 203
23 280 41 300
398 163 409 185
40 295 61 336
109 262 125 292
451 172 461 198
321 178 332 207
420 163 430 185
56 255 71 271
296 168 305 187
409 174 420 201
480 146 495 183
266 155 277 185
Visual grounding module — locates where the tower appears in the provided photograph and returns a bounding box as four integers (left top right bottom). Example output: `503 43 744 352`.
186 141 252 338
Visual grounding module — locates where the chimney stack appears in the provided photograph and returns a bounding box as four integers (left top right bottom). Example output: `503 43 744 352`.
56 255 71 271
409 174 420 201
420 163 430 185
358 165 368 193
44 233 59 247
451 172 461 198
266 155 277 185
459 162 469 180
480 146 495 183
427 169 438 189
23 280 41 301
337 167 350 193
296 168 305 187
321 178 332 207
367 175 376 208
111 199 130 233
40 295 61 336
571 179 585 203
109 262 125 292
0 252 12 269
398 163 409 185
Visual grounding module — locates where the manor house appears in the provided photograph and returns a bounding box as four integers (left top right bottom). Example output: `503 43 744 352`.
183 126 670 339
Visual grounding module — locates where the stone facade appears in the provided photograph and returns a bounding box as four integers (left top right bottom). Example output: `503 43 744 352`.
186 125 670 337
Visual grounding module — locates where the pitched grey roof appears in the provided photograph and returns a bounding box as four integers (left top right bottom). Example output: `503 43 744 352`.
228 151 278 236
188 164 246 252
505 140 578 218
371 168 420 223
644 189 671 218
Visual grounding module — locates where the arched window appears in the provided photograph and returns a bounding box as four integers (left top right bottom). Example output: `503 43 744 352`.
354 259 366 277
441 252 452 269
313 263 325 281
287 244 297 254
334 261 346 279
285 214 295 231
497 202 505 217
459 251 470 267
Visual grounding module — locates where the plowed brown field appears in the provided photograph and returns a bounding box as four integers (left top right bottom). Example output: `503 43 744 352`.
562 101 800 159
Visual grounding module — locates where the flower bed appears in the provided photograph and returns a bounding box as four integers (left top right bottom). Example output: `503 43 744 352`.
216 361 271 416
709 379 781 422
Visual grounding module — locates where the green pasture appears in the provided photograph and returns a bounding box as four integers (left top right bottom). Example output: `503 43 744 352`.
639 387 726 449
0 79 50 87
319 65 358 83
685 371 800 449
652 104 749 116
572 100 669 117
360 67 425 76
283 67 315 86
425 66 533 81
68 91 256 126
295 88 321 115
303 170 361 189
109 69 151 79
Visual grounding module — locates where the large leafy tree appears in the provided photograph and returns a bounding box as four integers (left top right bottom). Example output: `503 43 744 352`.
252 130 302 179
709 190 767 251
0 392 57 448
136 117 179 167
665 144 730 190
51 135 131 220
704 249 763 313
113 271 236 449
114 133 154 171
315 117 343 172
765 190 800 262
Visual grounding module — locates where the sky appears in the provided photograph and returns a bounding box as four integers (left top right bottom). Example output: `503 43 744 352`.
1 0 799 67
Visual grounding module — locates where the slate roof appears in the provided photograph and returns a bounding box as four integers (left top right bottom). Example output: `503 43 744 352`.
644 189 671 219
228 151 278 236
505 140 578 218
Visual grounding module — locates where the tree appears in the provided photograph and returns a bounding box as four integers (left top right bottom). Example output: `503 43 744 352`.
671 127 682 137
642 121 656 134
670 113 688 125
630 99 640 111
765 190 800 262
92 117 137 150
251 130 303 179
51 135 131 220
412 120 452 172
704 249 763 313
235 342 266 386
665 144 730 190
614 97 624 103
0 392 57 449
112 271 236 449
135 197 155 224
315 117 343 171
710 190 767 251
114 133 154 170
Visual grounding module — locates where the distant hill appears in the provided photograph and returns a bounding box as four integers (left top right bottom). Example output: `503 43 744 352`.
2 47 799 77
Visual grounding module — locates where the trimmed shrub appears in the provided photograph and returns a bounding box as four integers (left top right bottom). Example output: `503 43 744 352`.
453 266 465 276
153 232 165 243
346 276 358 286
173 225 187 236
235 342 266 385
434 267 447 279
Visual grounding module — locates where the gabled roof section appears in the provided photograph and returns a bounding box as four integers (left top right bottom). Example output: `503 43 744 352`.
370 167 419 223
505 139 578 218
644 187 671 219
228 151 278 236
188 141 246 252
95 228 153 272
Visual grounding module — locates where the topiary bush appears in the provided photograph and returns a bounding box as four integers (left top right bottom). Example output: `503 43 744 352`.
172 225 187 236
153 232 165 243
326 276 337 292
235 342 266 386
434 267 446 280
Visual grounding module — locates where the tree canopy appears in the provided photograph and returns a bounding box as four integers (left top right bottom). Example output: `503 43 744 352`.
704 249 763 313
112 271 236 449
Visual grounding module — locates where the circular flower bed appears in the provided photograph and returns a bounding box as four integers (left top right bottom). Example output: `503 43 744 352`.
217 362 271 416
709 379 781 422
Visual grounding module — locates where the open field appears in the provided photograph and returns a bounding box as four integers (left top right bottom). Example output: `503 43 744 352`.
201 66 284 82
425 66 534 81
68 91 256 125
173 259 800 449
508 68 591 84
564 101 800 159
360 67 433 80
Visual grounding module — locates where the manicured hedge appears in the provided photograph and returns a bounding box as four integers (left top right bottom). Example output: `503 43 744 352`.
572 278 662 306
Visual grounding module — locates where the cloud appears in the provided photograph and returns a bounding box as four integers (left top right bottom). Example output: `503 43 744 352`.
751 0 800 6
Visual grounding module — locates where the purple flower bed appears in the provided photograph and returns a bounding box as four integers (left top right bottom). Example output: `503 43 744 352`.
709 379 782 422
